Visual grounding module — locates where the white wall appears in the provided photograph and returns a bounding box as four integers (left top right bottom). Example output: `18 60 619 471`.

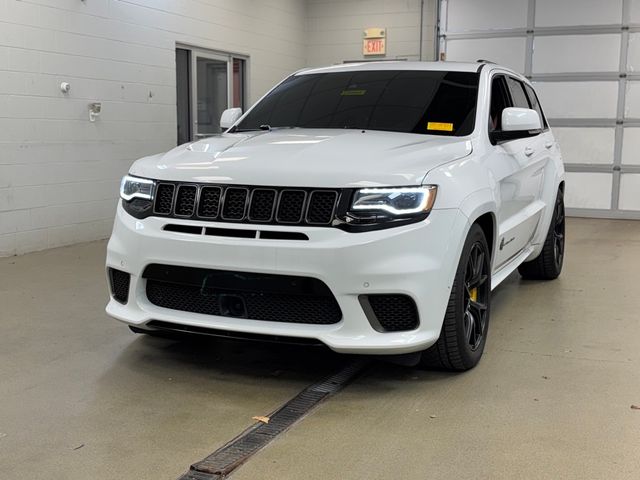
0 0 307 256
307 0 436 65
0 0 436 257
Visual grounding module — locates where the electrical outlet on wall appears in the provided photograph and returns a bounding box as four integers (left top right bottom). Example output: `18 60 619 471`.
88 102 102 122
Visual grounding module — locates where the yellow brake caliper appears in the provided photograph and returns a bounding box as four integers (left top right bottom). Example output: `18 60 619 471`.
469 287 478 302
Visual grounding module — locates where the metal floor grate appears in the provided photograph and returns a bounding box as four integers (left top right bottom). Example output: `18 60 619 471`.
176 359 370 479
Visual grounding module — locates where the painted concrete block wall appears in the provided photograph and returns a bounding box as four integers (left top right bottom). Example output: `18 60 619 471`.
0 0 307 256
306 0 437 66
0 0 436 257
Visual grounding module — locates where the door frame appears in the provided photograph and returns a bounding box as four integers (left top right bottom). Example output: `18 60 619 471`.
191 50 230 140
176 43 249 142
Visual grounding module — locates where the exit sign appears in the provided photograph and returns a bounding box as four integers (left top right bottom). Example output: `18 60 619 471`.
363 38 386 55
362 27 386 56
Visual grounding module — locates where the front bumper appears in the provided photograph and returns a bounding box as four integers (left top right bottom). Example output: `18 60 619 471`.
106 203 469 355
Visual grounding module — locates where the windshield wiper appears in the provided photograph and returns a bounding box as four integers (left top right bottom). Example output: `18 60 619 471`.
231 125 297 133
229 127 266 133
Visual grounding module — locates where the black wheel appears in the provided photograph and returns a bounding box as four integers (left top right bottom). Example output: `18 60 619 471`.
518 188 565 280
419 224 491 371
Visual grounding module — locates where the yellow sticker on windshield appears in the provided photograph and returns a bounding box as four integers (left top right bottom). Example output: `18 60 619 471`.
427 122 454 132
340 89 367 96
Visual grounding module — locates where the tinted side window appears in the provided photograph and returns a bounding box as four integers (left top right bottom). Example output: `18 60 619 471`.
524 83 548 129
506 77 530 109
489 75 512 132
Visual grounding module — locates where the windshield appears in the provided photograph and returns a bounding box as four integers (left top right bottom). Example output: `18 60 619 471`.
235 70 480 136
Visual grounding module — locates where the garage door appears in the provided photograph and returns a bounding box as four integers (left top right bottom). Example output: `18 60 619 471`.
439 0 640 219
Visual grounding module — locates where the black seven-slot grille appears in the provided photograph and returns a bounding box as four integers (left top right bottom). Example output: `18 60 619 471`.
143 264 342 325
153 183 339 226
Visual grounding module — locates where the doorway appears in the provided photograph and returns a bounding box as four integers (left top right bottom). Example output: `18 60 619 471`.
176 47 246 145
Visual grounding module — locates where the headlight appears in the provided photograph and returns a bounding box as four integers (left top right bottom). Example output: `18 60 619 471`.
337 186 437 231
120 175 155 218
351 186 437 215
120 175 155 201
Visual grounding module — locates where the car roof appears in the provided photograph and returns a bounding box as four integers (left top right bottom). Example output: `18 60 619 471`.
296 61 488 75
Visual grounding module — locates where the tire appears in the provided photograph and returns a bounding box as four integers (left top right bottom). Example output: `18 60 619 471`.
419 223 491 371
518 188 565 280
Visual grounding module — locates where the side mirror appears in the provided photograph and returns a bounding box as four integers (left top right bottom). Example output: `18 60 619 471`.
501 107 541 132
220 108 243 130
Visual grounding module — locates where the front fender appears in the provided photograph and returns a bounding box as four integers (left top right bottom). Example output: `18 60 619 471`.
426 154 498 262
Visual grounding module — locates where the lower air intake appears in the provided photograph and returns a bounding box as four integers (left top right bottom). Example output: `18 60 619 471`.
143 264 342 325
361 294 419 332
108 268 131 304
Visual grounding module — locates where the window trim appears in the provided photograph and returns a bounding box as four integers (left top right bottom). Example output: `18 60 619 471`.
505 75 549 132
487 73 511 144
523 82 549 131
487 72 545 145
505 76 531 110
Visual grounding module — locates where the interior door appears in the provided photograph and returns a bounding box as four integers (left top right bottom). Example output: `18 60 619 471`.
176 48 246 144
192 52 230 139
489 74 546 269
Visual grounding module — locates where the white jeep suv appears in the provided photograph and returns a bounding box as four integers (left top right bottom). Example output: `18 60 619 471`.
107 61 565 371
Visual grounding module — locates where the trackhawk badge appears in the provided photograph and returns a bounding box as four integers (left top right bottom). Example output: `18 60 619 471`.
500 236 515 250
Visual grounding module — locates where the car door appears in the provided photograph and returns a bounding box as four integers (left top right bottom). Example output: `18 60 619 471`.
524 80 558 199
487 74 547 270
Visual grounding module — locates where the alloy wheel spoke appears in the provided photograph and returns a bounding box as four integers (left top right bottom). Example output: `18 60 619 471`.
464 305 485 348
474 250 484 279
474 312 484 341
555 237 564 257
467 246 485 286
466 248 478 283
468 302 487 345
469 300 487 315
464 311 475 344
465 256 474 285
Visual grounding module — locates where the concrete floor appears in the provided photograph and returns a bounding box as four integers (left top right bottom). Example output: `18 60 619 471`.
0 218 639 480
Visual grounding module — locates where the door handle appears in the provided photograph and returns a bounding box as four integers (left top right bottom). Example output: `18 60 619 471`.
545 141 554 149
524 147 535 157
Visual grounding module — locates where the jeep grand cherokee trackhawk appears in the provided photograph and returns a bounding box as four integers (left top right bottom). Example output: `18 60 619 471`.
106 61 565 371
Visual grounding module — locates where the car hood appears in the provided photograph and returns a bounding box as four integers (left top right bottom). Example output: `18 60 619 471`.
130 128 472 187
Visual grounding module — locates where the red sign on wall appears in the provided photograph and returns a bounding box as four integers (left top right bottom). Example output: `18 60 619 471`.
363 38 386 56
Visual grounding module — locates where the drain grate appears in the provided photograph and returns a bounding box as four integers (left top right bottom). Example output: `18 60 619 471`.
179 471 222 480
177 359 369 479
